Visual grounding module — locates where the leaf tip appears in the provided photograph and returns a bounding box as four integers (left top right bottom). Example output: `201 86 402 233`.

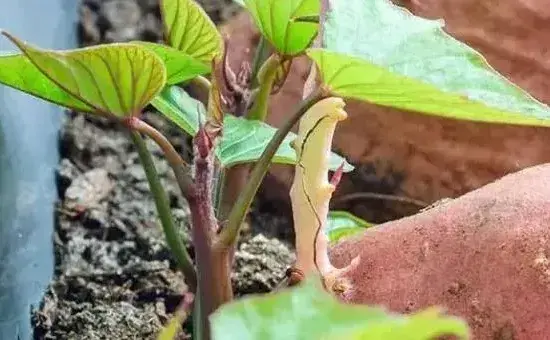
1 30 13 42
1 30 18 42
0 31 27 52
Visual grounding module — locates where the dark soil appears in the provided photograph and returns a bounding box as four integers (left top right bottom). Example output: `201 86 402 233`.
31 1 295 339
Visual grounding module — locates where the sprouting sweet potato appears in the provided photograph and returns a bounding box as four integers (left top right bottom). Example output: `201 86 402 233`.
329 163 550 339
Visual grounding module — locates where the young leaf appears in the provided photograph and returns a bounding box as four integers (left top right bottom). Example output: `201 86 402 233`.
161 0 223 63
326 211 373 244
220 115 352 170
243 0 319 56
309 0 550 127
0 53 94 113
211 278 470 340
133 42 210 85
150 86 353 171
150 85 202 135
2 32 166 117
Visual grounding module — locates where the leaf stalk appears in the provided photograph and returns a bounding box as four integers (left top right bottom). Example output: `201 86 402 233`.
126 116 195 201
246 54 282 121
130 131 197 292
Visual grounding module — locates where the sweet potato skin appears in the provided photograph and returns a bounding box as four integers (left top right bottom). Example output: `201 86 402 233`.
329 164 550 339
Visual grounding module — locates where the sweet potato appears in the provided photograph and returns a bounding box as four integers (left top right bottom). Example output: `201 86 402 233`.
329 163 550 339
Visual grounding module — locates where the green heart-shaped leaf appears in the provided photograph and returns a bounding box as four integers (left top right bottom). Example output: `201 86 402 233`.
151 86 353 171
0 53 94 113
133 42 210 85
326 211 373 244
2 32 166 117
211 278 470 340
243 0 319 56
310 0 550 127
161 0 223 63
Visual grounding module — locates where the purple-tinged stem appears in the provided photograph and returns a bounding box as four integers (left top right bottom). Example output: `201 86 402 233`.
189 127 233 340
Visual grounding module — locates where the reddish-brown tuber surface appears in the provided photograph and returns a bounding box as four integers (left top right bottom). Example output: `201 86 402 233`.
329 163 550 339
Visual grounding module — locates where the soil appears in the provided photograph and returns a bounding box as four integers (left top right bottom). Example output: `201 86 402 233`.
31 1 295 339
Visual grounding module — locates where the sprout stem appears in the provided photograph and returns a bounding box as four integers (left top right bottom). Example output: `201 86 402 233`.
250 36 271 88
246 54 281 121
189 127 233 340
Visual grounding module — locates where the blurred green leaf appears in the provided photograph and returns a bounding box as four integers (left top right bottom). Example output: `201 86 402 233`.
151 86 353 171
1 32 166 117
211 278 470 340
242 0 319 55
133 42 210 85
310 0 550 127
161 0 223 63
326 211 373 244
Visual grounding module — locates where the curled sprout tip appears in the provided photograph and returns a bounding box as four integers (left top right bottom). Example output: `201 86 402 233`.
194 125 213 159
290 97 349 281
